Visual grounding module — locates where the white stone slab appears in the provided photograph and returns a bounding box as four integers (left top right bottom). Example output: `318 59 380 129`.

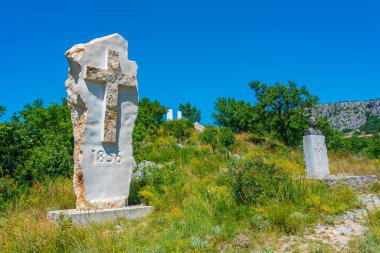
65 34 138 209
303 135 330 178
177 111 182 120
167 109 173 121
48 205 154 225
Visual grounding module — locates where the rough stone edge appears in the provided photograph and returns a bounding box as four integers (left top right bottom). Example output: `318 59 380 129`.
65 44 90 210
47 205 155 226
64 34 133 210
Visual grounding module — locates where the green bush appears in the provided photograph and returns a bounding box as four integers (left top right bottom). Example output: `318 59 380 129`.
362 209 380 252
219 127 236 155
132 97 167 147
360 113 380 134
199 126 219 153
228 159 296 205
0 176 20 208
0 99 73 202
228 160 357 214
264 204 305 234
341 134 380 159
162 119 192 143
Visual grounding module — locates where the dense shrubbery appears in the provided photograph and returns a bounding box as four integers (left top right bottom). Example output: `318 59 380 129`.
0 100 73 206
162 119 193 143
229 159 296 205
360 113 380 134
0 102 373 251
228 159 357 214
342 134 380 159
131 144 358 238
213 81 318 147
199 126 236 154
132 98 167 149
0 90 378 210
0 81 378 251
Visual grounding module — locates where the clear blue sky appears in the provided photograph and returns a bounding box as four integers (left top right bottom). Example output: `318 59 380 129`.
1 0 379 123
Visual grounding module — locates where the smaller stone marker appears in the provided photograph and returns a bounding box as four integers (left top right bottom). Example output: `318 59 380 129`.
167 109 173 121
302 117 377 188
177 111 182 120
303 117 330 178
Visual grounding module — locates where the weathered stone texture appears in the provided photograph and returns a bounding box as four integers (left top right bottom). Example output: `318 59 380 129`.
303 135 330 178
65 34 138 210
194 122 205 132
48 206 154 225
316 175 377 189
315 99 380 130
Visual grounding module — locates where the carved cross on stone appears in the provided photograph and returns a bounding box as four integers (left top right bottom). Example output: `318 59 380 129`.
85 50 137 143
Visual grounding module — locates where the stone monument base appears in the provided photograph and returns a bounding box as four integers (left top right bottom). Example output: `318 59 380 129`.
48 205 154 225
305 175 377 190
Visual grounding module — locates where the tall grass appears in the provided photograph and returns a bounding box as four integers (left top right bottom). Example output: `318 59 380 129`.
0 133 374 252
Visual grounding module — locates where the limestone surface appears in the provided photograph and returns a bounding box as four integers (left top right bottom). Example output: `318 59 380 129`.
194 122 205 132
315 99 380 130
48 206 154 225
314 175 377 189
303 135 330 178
65 34 138 210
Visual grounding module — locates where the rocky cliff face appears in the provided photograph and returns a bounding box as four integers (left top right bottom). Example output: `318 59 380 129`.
315 99 380 130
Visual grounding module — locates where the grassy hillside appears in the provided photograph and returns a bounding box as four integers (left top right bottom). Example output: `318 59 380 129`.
0 132 379 252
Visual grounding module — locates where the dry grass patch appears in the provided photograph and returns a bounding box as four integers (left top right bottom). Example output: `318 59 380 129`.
329 152 380 177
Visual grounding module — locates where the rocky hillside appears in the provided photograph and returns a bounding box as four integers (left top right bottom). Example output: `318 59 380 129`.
315 98 380 131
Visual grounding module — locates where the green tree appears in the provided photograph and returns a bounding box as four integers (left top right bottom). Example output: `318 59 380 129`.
0 99 73 183
199 127 219 153
0 105 5 118
179 102 201 122
213 98 255 133
133 98 167 147
219 127 236 156
0 115 25 177
249 80 318 146
162 119 192 143
15 100 73 182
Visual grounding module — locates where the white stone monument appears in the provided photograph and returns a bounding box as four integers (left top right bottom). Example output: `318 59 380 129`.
167 109 173 121
194 122 205 132
48 34 153 225
303 117 377 187
303 117 330 178
177 111 182 120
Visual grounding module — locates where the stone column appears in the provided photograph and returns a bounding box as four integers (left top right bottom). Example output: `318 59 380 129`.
303 117 330 178
177 111 182 120
167 109 173 121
